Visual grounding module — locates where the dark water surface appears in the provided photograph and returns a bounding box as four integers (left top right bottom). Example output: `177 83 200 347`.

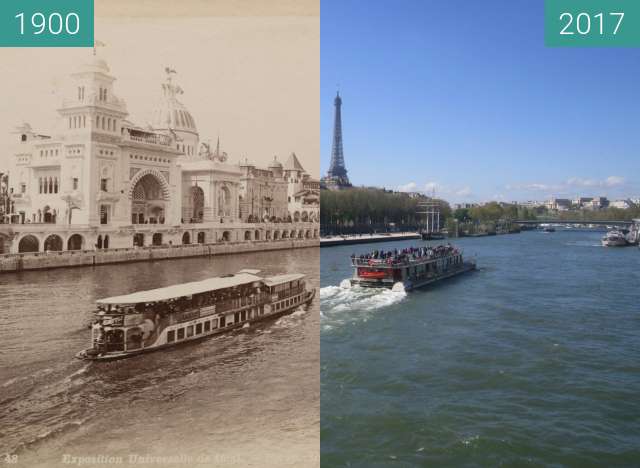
0 248 319 468
321 230 640 467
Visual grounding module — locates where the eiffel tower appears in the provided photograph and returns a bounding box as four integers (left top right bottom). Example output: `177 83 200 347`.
322 92 352 190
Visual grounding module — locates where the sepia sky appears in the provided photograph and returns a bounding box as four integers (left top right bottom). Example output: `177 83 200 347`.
0 0 319 176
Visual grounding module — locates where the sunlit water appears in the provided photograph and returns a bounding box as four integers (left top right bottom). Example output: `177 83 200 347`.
0 248 319 468
321 230 640 467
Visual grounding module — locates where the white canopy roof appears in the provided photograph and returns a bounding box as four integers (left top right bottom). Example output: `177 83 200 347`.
263 274 306 286
97 273 262 305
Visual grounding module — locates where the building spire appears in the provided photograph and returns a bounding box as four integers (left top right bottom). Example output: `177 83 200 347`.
322 90 351 189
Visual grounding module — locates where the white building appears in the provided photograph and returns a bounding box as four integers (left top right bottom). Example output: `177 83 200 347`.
0 53 318 253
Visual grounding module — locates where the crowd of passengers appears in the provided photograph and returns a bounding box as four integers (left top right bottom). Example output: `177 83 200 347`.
98 284 266 316
352 244 459 263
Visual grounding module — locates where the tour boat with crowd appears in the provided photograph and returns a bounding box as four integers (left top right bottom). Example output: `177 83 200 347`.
341 243 476 292
77 270 315 361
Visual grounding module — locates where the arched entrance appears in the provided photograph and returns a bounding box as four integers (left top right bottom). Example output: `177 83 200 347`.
182 232 191 244
222 231 231 242
133 233 145 247
130 172 169 225
19 235 39 253
44 234 63 251
152 233 163 246
218 186 232 217
244 231 251 241
189 186 204 222
67 234 84 251
197 232 206 244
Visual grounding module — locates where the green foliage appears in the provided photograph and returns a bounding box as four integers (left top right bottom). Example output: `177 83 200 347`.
320 188 450 227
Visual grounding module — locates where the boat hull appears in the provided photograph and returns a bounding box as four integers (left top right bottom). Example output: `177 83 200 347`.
76 289 316 361
348 262 476 291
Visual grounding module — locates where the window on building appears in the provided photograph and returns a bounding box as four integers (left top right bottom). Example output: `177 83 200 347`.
21 134 27 142
186 325 194 338
100 178 108 192
100 205 109 225
72 178 79 190
196 323 203 335
54 177 58 194
204 321 211 332
167 330 175 343
20 183 26 194
212 318 218 329
177 328 185 340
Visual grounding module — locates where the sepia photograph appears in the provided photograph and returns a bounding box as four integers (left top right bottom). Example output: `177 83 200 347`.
0 1 319 467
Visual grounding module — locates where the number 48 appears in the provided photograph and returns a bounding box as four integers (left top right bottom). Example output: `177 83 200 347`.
560 12 624 35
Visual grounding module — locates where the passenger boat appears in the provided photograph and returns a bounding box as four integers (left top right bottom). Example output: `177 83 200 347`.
341 244 476 292
601 230 628 247
76 270 315 361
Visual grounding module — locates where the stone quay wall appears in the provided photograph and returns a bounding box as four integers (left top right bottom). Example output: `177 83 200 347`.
0 238 318 273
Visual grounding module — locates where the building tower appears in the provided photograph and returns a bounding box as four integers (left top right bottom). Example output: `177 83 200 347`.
322 92 351 190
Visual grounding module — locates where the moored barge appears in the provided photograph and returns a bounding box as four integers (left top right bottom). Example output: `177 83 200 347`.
341 244 476 292
77 269 315 361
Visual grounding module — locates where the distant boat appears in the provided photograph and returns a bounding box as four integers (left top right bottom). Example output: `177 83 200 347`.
601 230 628 247
543 227 555 233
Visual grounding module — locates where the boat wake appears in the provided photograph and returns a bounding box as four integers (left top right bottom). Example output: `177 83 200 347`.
320 285 406 329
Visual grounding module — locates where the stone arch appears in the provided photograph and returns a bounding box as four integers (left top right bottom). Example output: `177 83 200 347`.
129 170 171 225
18 235 39 253
67 234 84 251
197 232 206 244
182 232 191 244
128 169 171 200
44 234 63 251
244 230 252 241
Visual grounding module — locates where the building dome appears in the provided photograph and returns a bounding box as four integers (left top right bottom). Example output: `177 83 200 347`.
151 76 198 135
150 69 199 158
268 156 283 169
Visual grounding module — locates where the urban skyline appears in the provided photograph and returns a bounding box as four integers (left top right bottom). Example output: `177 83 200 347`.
320 0 640 204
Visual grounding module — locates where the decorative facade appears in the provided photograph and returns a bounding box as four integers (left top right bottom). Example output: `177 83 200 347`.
0 53 318 254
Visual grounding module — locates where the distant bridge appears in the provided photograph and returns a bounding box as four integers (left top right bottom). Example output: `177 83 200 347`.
513 219 635 226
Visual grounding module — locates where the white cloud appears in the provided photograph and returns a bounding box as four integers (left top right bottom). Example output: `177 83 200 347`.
396 182 418 192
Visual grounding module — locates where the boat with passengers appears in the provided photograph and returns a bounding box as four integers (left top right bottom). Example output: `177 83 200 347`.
77 269 315 361
341 243 476 292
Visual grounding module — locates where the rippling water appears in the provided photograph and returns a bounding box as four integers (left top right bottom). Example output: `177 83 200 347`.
0 248 319 468
321 230 640 467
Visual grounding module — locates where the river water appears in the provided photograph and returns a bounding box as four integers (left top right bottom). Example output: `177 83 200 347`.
321 230 640 467
0 248 319 468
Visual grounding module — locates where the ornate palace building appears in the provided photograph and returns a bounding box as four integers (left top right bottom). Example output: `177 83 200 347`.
0 53 319 254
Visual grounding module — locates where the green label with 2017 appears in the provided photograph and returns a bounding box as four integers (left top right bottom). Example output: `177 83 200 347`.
545 0 640 47
0 0 93 47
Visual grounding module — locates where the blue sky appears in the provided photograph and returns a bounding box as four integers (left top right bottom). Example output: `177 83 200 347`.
320 0 640 203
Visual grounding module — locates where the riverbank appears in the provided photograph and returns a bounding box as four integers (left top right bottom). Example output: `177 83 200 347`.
0 238 318 273
320 232 420 247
